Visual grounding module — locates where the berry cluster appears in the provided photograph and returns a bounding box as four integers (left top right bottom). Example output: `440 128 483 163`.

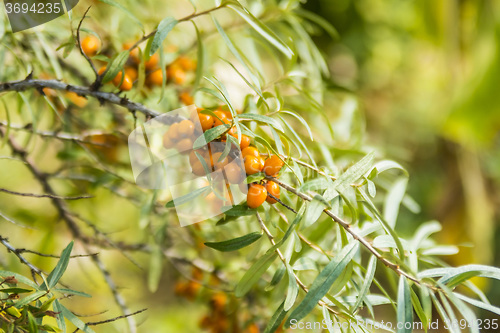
81 35 195 92
162 107 285 210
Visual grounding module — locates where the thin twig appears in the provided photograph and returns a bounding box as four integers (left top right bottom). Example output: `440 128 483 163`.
128 4 228 53
0 187 92 200
76 6 98 77
255 212 342 318
266 176 437 290
0 236 43 276
0 79 178 120
13 248 98 259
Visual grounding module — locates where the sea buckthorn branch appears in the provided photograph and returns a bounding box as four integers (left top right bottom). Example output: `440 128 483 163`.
127 4 229 54
255 212 343 319
76 6 98 78
265 175 438 291
0 78 167 120
0 128 142 332
0 121 112 146
71 308 147 333
0 187 92 200
271 206 333 258
0 235 44 278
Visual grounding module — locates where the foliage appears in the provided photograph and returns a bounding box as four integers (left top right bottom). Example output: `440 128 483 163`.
0 0 498 332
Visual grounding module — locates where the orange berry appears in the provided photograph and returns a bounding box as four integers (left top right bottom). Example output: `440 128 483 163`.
210 292 227 311
242 147 260 159
168 123 180 141
198 112 214 131
174 281 188 296
163 132 174 149
199 315 212 329
221 110 233 120
81 36 100 57
246 323 260 333
239 135 251 150
176 138 192 153
191 160 206 176
65 92 87 107
112 72 133 91
98 66 106 76
184 281 201 300
177 56 196 71
265 181 280 204
146 68 164 86
212 152 228 170
247 184 267 209
263 155 284 176
178 119 195 138
213 111 229 127
224 162 244 184
123 42 140 63
244 156 264 175
167 65 186 84
145 53 159 71
179 92 194 105
124 66 138 81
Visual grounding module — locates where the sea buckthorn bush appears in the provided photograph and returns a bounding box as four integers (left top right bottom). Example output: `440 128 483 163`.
0 1 498 333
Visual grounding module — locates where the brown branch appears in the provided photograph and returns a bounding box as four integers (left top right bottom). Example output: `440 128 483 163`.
0 187 92 200
0 79 178 120
0 235 43 277
266 176 437 290
255 212 342 318
128 4 228 53
75 6 98 77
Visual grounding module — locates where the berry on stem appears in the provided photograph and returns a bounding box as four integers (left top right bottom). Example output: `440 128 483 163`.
247 184 267 208
263 155 284 176
81 36 100 57
265 181 280 204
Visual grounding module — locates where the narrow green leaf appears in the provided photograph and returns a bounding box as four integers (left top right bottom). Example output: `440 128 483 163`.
411 289 428 332
193 124 229 149
53 299 66 332
53 288 91 298
222 204 256 216
150 17 178 56
14 291 46 308
453 292 500 316
240 113 284 132
102 51 130 83
205 232 262 252
211 17 261 88
166 186 210 208
284 263 299 311
352 256 377 312
227 3 293 58
45 241 74 290
325 152 375 199
263 301 287 333
302 195 328 229
235 251 277 297
383 177 408 228
397 277 413 333
0 287 32 293
28 311 38 333
148 245 164 293
59 304 96 333
192 22 204 90
286 243 359 325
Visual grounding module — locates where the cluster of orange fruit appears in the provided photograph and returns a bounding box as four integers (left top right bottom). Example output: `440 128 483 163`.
161 107 285 210
81 35 195 92
174 268 261 333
